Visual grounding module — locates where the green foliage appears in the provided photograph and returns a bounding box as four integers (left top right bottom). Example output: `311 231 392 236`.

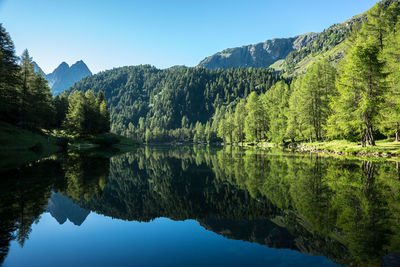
283 14 365 74
0 24 111 143
244 92 268 142
64 90 110 136
68 65 283 142
328 40 388 145
262 81 290 143
0 24 21 123
290 60 336 142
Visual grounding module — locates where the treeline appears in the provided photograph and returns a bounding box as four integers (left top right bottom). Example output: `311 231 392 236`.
0 24 110 136
68 64 285 142
215 1 400 146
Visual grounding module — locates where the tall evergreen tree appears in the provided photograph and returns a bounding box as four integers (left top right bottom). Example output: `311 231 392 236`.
0 24 20 123
19 49 35 128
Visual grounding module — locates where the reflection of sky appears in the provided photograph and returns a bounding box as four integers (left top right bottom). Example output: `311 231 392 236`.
4 213 341 267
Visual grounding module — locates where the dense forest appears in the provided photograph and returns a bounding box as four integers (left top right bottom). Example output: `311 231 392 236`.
0 24 110 137
69 66 284 142
68 1 400 146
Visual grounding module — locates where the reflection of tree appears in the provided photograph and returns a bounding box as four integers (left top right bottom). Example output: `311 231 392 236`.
207 147 400 266
1 146 400 267
0 152 111 265
0 159 63 264
62 152 110 201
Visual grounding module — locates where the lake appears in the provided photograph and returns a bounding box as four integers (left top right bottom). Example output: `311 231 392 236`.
1 146 400 266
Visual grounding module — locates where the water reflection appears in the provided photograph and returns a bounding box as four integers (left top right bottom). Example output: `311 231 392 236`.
1 146 400 266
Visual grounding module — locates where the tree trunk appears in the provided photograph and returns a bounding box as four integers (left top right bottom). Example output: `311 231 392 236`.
362 130 366 147
396 161 400 181
367 125 375 146
396 122 400 142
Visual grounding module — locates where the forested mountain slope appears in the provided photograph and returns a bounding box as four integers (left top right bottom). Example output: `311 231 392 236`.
68 0 400 146
68 66 283 141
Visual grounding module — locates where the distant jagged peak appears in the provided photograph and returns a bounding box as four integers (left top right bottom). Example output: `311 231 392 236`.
55 61 70 70
34 60 92 95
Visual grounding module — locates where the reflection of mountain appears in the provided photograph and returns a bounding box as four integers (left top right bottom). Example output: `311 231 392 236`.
199 218 296 249
72 148 350 265
46 192 90 226
1 147 400 267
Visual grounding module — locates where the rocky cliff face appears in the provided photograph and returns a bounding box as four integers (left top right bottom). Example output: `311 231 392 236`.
198 33 317 70
46 60 92 95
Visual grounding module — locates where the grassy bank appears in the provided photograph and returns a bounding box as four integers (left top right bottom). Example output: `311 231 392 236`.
0 122 60 170
0 122 139 170
298 139 400 157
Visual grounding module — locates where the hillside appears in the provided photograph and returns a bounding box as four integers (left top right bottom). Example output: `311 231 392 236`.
198 0 399 75
198 33 317 70
282 14 366 75
68 65 283 141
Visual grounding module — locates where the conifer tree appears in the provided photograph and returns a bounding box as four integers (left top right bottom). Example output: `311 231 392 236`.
0 24 20 123
19 49 35 128
64 91 86 135
328 41 387 146
263 81 290 143
244 92 267 142
233 99 247 144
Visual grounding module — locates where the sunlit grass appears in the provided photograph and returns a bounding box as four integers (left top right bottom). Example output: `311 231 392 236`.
302 139 400 155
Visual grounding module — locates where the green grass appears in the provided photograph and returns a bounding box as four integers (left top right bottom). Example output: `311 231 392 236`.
301 139 400 156
0 122 139 170
0 122 60 170
0 122 59 152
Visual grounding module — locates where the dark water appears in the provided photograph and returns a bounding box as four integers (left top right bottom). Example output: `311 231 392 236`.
1 146 400 266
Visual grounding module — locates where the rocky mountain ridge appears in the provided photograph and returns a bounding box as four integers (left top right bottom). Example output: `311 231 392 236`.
34 60 92 95
198 33 317 70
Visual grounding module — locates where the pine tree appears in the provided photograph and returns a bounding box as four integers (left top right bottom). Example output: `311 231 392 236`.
30 72 55 128
19 49 35 128
0 24 21 123
53 93 69 128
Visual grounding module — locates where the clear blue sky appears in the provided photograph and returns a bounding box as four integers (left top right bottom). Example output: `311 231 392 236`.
0 0 378 74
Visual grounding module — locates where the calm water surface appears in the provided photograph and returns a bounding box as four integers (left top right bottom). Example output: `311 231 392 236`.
1 146 400 266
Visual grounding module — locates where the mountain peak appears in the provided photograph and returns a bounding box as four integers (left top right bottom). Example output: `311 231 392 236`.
54 61 69 72
35 60 92 95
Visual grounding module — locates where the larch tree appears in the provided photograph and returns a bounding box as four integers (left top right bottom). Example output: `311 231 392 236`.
233 99 247 144
244 92 267 142
262 81 290 143
329 40 387 146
